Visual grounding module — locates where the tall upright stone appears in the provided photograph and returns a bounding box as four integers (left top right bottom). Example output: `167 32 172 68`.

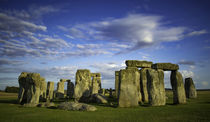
185 78 197 98
147 69 166 106
56 81 65 98
74 69 92 102
91 73 101 94
140 68 149 103
115 71 120 98
170 71 186 104
67 80 74 99
18 72 46 104
118 68 140 107
40 77 47 100
46 81 54 101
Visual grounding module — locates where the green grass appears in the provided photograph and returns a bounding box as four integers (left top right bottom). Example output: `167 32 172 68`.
0 91 210 122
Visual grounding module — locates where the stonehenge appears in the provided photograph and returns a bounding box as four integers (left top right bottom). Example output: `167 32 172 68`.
17 59 196 109
185 77 197 98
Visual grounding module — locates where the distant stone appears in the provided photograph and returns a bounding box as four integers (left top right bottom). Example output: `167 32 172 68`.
118 68 140 107
74 69 92 102
67 80 74 99
185 77 197 98
125 60 153 68
170 71 186 104
147 69 166 106
18 72 46 104
58 102 97 111
46 81 54 101
56 81 64 98
115 71 120 98
91 73 101 94
152 63 179 71
140 68 149 103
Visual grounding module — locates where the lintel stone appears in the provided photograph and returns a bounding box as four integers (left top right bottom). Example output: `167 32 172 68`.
152 63 179 71
125 60 153 68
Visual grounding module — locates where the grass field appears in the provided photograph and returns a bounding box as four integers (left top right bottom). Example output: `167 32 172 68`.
0 91 210 122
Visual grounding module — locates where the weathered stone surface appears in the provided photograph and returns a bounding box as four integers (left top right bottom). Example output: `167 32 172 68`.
67 80 74 99
56 81 64 98
152 63 179 71
74 69 92 102
58 102 97 111
157 69 166 105
40 77 47 100
90 94 108 104
18 72 46 104
115 71 120 98
170 71 186 104
140 68 149 103
46 81 54 101
185 78 197 98
118 68 140 107
125 60 153 68
91 73 101 94
147 69 166 106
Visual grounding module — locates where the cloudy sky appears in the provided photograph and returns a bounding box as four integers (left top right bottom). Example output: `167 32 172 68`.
0 0 210 90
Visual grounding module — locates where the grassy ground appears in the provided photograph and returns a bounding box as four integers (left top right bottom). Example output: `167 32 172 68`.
0 91 210 122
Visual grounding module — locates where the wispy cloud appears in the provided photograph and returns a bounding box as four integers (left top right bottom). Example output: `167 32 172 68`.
187 30 208 36
178 60 195 66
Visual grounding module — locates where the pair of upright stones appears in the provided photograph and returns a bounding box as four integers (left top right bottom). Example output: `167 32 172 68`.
55 79 74 99
116 60 187 107
74 69 101 102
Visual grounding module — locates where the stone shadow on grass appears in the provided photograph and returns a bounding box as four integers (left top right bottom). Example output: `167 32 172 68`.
0 99 18 104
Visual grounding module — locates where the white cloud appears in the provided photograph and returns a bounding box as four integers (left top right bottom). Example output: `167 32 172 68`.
201 81 208 86
180 70 194 78
187 30 208 36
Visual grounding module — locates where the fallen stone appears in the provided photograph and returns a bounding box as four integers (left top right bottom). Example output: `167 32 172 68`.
74 69 92 102
170 71 186 104
58 102 97 111
23 103 38 107
37 102 55 107
185 77 197 98
118 68 140 107
90 94 108 104
125 60 153 68
152 63 179 71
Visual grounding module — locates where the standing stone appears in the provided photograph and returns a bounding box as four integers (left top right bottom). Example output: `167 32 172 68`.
157 69 166 105
46 81 54 101
67 80 74 99
118 68 140 107
92 76 100 94
109 88 113 98
18 72 46 105
56 81 65 98
140 68 149 103
185 78 197 98
115 71 120 98
74 69 92 102
91 73 101 94
170 71 186 104
40 78 47 101
147 69 166 106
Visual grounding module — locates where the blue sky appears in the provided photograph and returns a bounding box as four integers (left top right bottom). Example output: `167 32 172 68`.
0 0 210 90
